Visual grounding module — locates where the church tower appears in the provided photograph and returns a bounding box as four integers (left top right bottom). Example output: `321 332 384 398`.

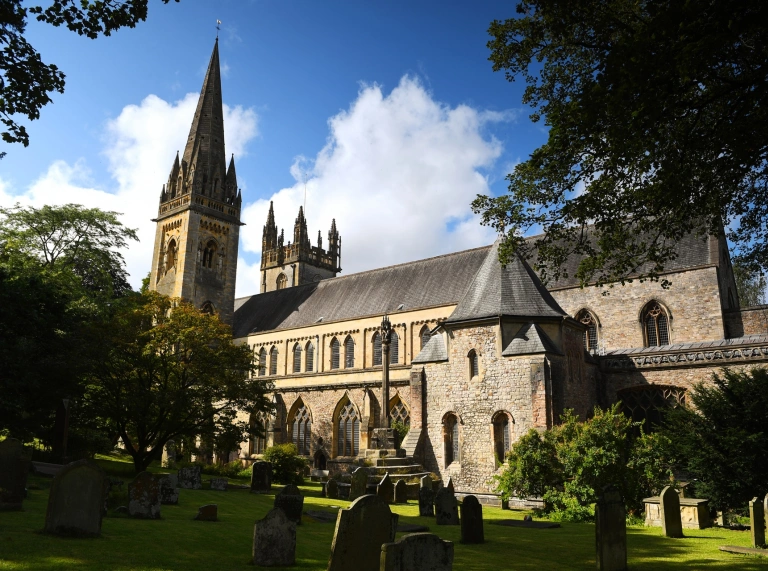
260 202 341 292
149 39 242 326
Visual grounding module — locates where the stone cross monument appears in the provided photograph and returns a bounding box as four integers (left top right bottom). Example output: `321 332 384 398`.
380 314 392 428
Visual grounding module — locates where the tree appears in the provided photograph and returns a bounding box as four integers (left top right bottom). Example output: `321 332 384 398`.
733 261 766 307
662 368 768 512
474 1 768 287
82 291 273 474
1 0 179 158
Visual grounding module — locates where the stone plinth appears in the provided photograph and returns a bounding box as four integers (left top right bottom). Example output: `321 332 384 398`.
644 496 711 530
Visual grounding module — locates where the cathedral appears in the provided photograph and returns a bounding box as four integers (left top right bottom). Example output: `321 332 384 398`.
150 40 768 494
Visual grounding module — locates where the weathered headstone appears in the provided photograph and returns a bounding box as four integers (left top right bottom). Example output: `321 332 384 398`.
445 477 454 494
326 479 339 500
595 486 627 571
328 495 399 571
128 471 161 519
194 504 218 521
659 486 683 538
161 440 176 469
178 465 202 490
44 459 107 537
158 474 179 505
435 488 459 525
460 495 484 544
250 460 272 493
381 532 454 571
0 438 31 511
274 484 304 525
253 507 297 566
419 475 435 517
349 467 368 501
750 497 766 548
394 479 407 504
210 477 228 491
378 473 394 504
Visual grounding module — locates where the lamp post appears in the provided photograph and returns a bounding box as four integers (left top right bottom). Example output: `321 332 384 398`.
380 315 392 429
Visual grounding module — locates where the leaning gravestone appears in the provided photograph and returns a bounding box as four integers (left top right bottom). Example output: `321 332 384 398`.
128 471 161 519
194 504 218 521
349 467 368 501
178 465 202 490
158 474 179 505
326 479 339 500
0 438 31 511
251 461 272 493
328 495 399 571
595 486 627 571
750 497 766 548
419 475 435 517
274 484 304 525
381 532 454 571
378 473 395 504
210 477 228 491
445 477 454 494
253 507 296 567
161 440 176 469
460 495 484 544
44 459 107 537
659 486 684 538
435 488 459 525
394 479 407 504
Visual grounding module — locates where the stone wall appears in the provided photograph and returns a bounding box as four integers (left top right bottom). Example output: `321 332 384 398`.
724 305 768 338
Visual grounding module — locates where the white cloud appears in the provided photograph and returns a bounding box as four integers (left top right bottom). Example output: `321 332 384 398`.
238 75 510 296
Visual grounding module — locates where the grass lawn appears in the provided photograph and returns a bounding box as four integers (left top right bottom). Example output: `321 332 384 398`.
1 459 767 570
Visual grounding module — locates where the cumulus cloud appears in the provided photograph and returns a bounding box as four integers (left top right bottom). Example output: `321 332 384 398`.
238 76 510 296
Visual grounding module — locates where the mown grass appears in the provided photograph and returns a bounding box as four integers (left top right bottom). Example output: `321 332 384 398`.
1 459 767 570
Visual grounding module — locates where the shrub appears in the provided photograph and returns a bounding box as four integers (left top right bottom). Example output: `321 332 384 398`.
263 443 307 485
390 420 409 448
201 460 245 479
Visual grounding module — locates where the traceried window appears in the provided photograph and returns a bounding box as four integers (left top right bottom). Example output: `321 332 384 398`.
344 336 355 368
492 412 511 463
292 343 302 373
276 273 287 290
290 402 311 455
390 331 399 364
372 332 382 366
420 325 431 350
444 413 459 466
468 350 479 379
166 239 177 272
249 414 268 456
330 337 340 369
389 398 410 427
258 348 267 377
642 301 670 347
576 309 598 351
202 240 217 268
336 401 359 456
269 346 279 376
619 385 686 434
305 342 315 372
201 301 214 315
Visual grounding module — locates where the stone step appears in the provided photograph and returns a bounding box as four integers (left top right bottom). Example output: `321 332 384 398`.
374 457 413 467
368 465 425 476
400 428 422 458
368 471 432 484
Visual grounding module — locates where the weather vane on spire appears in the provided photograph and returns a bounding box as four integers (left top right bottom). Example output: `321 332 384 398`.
216 19 221 39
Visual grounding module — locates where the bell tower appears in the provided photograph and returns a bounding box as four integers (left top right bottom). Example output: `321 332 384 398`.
149 39 242 326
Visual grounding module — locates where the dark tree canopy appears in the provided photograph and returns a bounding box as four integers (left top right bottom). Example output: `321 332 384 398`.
474 0 768 287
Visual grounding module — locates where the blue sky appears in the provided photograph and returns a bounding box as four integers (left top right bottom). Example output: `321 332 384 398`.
1 1 546 296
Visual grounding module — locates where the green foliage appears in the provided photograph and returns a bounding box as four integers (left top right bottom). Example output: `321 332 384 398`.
263 443 307 486
390 420 409 448
201 460 246 479
733 262 766 307
662 368 768 511
495 405 673 521
474 0 768 285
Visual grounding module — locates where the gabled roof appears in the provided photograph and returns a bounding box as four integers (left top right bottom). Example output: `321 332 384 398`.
412 335 448 363
446 240 568 324
502 323 561 356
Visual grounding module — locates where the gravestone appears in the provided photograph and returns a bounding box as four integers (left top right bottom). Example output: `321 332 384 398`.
595 486 627 571
326 479 339 500
158 474 179 505
194 504 218 521
460 495 484 544
381 532 454 571
161 440 176 469
419 475 435 517
251 460 272 493
128 471 161 519
377 473 394 504
327 495 399 571
274 484 304 525
445 477 454 494
178 465 202 490
435 488 459 525
44 459 107 537
349 467 368 501
659 486 683 538
0 438 31 511
394 480 407 504
253 507 297 567
750 497 766 548
210 477 228 491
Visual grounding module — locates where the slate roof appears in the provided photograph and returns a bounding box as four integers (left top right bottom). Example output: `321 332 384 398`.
502 323 562 356
603 334 768 355
446 240 568 324
412 335 448 364
233 246 491 337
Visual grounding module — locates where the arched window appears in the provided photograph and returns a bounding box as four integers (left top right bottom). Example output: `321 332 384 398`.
330 338 340 369
269 346 279 376
344 336 355 368
305 341 315 372
276 273 287 290
290 402 311 455
292 343 302 373
258 348 267 377
492 412 511 463
444 413 459 466
336 401 359 456
619 385 686 434
389 396 410 427
576 309 598 352
201 301 214 315
166 239 177 272
390 331 399 364
202 240 217 268
642 301 670 347
420 325 431 350
249 414 268 456
468 350 479 379
372 332 382 366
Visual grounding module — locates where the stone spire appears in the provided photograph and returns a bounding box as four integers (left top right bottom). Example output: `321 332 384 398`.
294 206 310 249
263 201 278 251
225 154 238 202
328 218 340 261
